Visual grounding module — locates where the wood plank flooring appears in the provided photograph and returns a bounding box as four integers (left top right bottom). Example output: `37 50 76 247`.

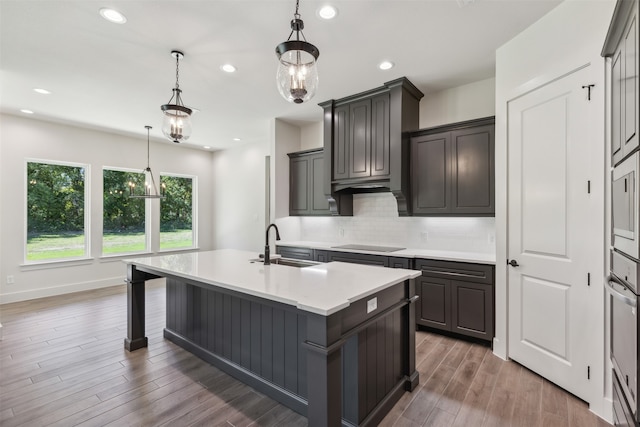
0 281 610 426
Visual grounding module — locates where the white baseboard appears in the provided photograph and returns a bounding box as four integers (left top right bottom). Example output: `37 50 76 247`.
0 277 123 304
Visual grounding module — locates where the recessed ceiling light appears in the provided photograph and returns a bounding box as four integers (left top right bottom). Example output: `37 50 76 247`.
378 61 395 70
318 5 338 20
233 138 241 142
99 8 127 24
203 146 211 149
20 109 34 114
220 64 236 73
33 88 51 95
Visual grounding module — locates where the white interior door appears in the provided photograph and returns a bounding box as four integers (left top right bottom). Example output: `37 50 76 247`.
507 65 599 401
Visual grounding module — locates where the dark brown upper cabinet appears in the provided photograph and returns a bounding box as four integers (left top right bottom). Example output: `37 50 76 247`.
410 117 495 216
319 77 423 216
288 148 331 216
603 0 639 166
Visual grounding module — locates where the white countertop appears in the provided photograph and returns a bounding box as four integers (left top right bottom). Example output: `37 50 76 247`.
276 241 496 265
125 249 421 316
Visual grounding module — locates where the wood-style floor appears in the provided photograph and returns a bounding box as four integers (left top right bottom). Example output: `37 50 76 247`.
0 280 611 427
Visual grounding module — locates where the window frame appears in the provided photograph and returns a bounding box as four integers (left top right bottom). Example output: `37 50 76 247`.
101 166 151 257
24 158 91 265
158 172 198 252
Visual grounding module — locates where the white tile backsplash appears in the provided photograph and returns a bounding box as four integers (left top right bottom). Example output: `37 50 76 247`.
275 193 495 254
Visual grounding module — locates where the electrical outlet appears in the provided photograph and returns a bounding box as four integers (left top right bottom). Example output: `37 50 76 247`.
420 232 428 242
367 297 378 314
339 228 345 237
488 233 495 244
6 275 15 285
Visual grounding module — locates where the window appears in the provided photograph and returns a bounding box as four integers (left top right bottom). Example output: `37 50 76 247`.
160 175 195 250
102 168 147 255
26 160 89 262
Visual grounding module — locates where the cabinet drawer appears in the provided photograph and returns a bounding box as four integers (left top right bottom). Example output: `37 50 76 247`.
276 246 314 261
414 258 493 285
327 251 389 267
389 257 410 269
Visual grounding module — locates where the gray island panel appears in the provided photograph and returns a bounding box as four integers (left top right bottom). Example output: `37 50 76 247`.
124 249 420 427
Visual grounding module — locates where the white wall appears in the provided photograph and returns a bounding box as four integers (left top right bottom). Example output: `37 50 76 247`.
0 113 214 303
271 119 302 221
300 121 323 150
211 139 268 252
420 77 496 128
495 0 614 420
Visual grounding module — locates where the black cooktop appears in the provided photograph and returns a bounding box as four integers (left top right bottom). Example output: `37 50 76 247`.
331 244 405 253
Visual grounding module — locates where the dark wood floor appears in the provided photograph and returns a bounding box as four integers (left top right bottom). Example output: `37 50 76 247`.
0 280 610 427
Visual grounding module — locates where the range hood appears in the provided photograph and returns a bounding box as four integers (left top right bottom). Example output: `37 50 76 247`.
319 77 424 216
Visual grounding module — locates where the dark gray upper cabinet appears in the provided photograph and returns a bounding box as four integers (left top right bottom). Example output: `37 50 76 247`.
319 78 423 216
411 117 495 216
603 0 639 166
333 104 350 181
288 149 330 216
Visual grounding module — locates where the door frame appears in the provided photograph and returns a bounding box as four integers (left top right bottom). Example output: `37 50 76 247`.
495 53 607 416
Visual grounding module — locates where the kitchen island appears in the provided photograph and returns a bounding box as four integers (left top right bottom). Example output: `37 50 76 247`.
124 249 421 427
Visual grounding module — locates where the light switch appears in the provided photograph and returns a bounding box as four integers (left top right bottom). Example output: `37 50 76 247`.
367 297 378 314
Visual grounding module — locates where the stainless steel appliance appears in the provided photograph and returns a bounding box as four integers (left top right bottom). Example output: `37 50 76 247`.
608 252 640 425
604 0 639 424
613 153 640 259
610 151 640 426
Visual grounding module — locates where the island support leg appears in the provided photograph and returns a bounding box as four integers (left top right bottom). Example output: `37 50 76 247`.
124 265 148 351
404 278 419 391
305 314 343 427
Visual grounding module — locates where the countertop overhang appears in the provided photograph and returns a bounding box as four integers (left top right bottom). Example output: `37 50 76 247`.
125 249 421 316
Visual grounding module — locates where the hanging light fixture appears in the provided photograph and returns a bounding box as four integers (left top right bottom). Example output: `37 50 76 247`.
275 0 320 104
129 126 166 199
160 50 192 143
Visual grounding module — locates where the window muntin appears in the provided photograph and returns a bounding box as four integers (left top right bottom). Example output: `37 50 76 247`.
160 175 195 250
102 168 147 255
26 160 89 262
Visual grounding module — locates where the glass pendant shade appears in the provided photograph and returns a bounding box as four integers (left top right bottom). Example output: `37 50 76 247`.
276 41 319 104
160 51 193 143
275 1 320 104
161 94 192 143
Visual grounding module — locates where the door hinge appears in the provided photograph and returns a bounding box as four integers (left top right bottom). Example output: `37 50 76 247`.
587 180 591 193
587 272 591 286
587 365 591 380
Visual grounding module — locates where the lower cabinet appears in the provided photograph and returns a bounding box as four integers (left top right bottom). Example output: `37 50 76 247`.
415 258 494 342
276 246 495 342
276 246 411 268
276 246 314 260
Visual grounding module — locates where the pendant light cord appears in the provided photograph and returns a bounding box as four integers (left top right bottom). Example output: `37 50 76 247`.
146 126 151 169
175 55 180 91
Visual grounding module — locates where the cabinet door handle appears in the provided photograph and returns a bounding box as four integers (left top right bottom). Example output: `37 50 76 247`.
508 259 519 267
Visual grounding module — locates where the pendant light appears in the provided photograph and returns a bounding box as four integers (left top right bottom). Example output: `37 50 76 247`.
275 0 320 104
160 50 192 143
129 126 166 199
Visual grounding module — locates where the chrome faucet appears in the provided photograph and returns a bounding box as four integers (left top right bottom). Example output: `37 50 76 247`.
264 223 281 265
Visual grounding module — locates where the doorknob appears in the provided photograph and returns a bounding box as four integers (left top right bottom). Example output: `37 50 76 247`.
508 259 520 267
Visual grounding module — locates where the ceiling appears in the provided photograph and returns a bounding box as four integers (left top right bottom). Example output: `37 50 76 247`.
0 0 562 151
